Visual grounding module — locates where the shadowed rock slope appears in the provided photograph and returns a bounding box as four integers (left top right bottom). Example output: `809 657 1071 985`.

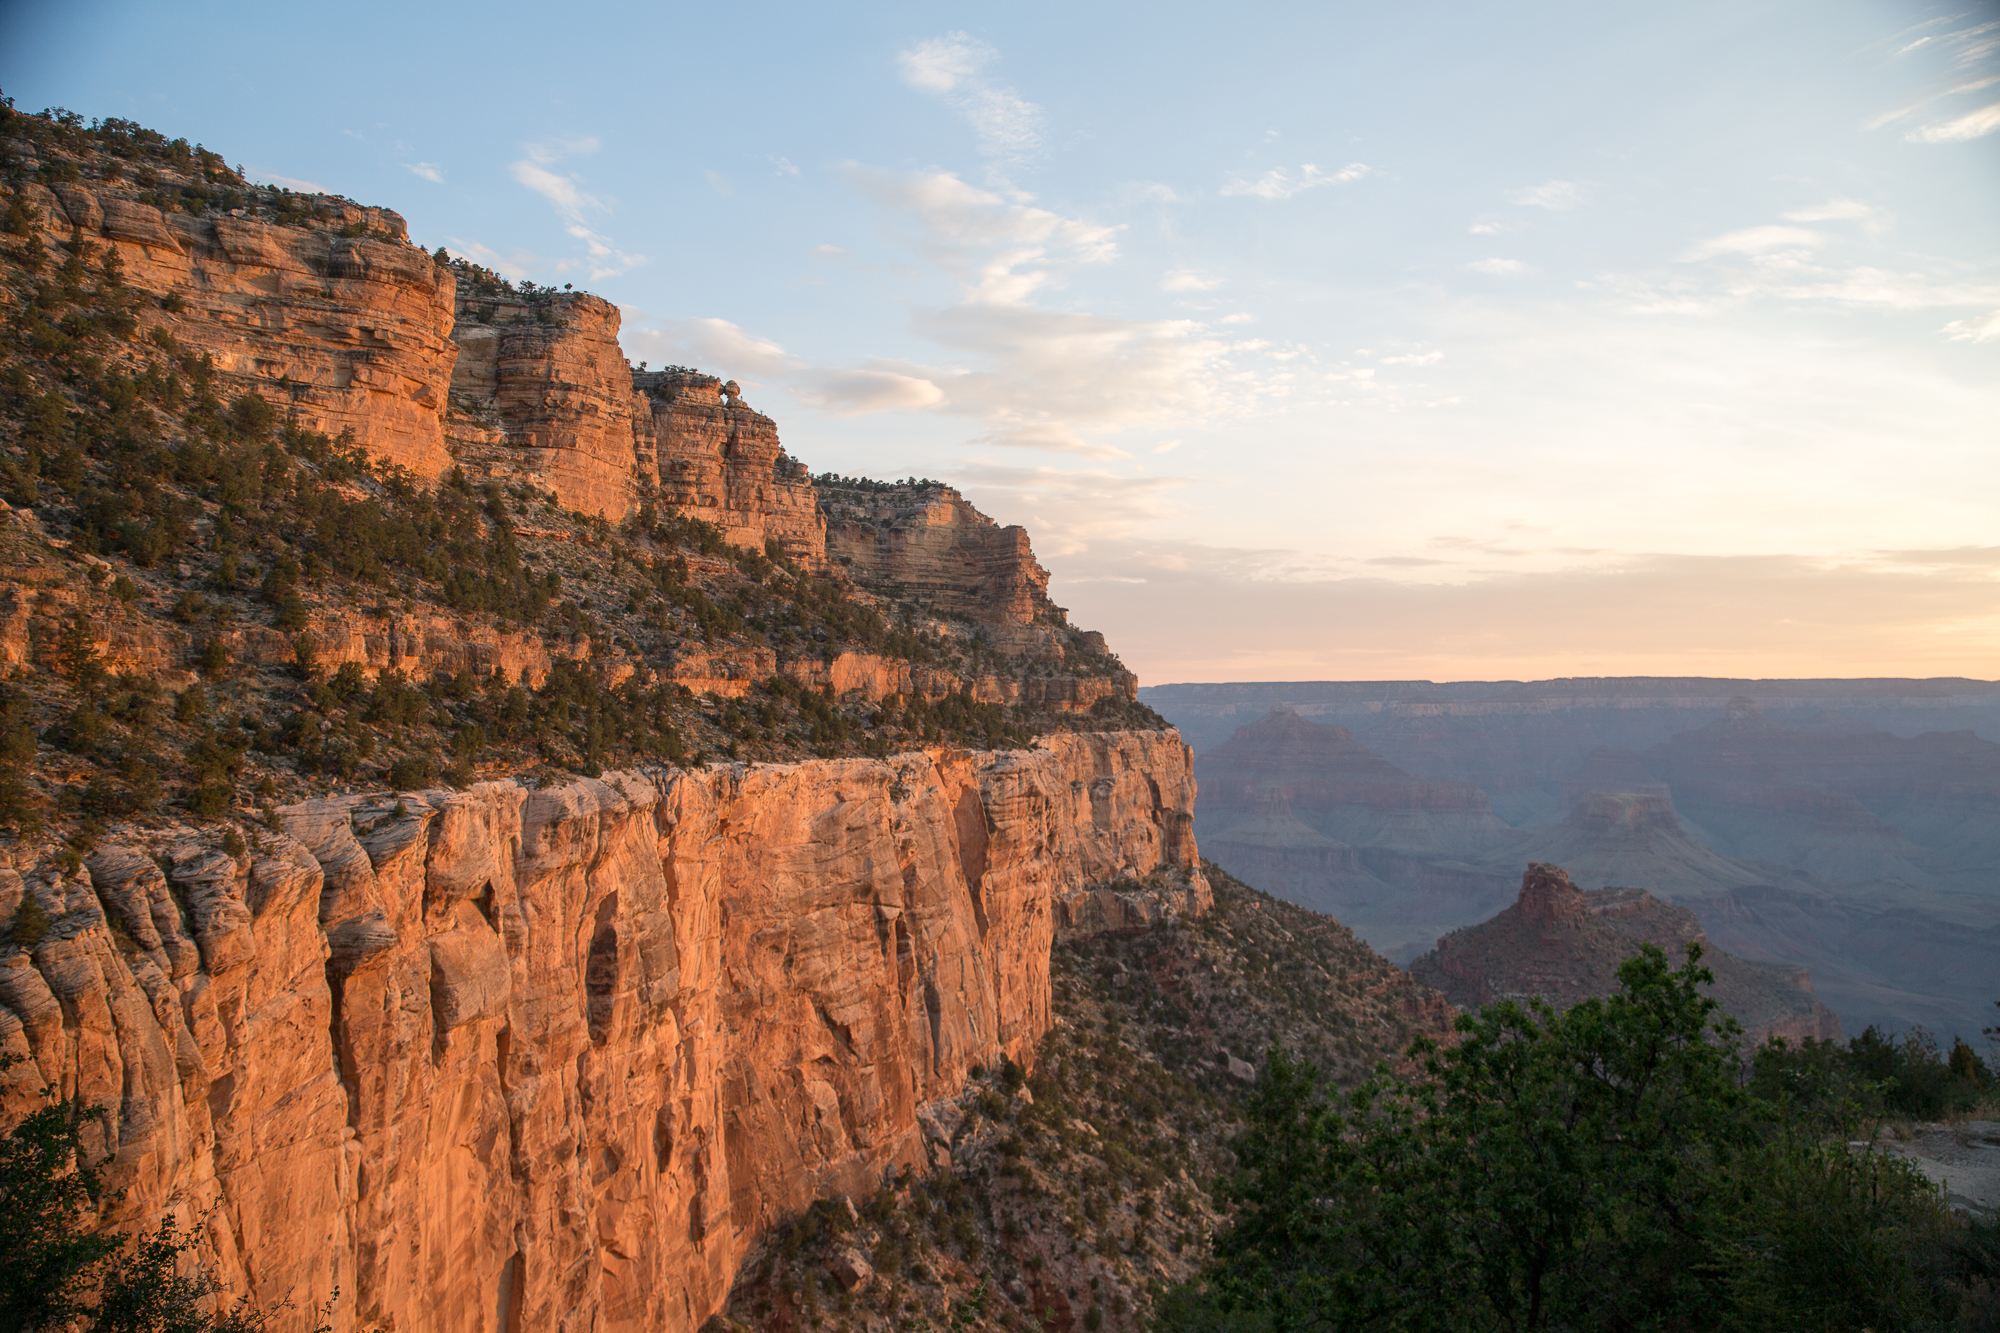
1194 708 1520 960
709 864 1455 1333
1411 863 1841 1046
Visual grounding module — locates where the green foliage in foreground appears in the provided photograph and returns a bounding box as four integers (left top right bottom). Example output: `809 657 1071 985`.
1159 946 1999 1333
0 1058 327 1331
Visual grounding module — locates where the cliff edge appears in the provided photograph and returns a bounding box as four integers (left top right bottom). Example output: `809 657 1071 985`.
0 731 1206 1333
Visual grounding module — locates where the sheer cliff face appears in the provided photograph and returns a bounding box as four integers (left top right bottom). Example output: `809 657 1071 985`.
448 292 656 521
0 731 1205 1333
641 372 827 563
13 178 458 478
820 483 1057 653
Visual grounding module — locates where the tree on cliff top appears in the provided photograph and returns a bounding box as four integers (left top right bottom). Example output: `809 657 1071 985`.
1159 945 1997 1333
0 1058 323 1332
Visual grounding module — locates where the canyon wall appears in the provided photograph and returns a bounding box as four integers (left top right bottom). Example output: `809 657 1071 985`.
639 371 825 563
820 482 1061 659
0 730 1205 1333
11 176 458 479
448 290 655 521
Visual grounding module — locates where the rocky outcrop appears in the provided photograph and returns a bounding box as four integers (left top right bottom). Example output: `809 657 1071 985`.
642 372 825 563
0 731 1205 1333
6 173 458 479
1486 791 1767 901
820 482 1069 661
448 290 655 521
1410 863 1841 1047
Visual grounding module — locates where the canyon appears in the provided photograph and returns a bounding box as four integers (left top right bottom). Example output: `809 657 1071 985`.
1160 690 1999 1038
0 110 1214 1333
6 103 1987 1333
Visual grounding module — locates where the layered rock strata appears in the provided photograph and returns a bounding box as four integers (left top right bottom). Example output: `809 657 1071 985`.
7 172 458 478
0 730 1205 1333
640 371 825 562
820 482 1068 660
1194 708 1516 958
448 290 656 521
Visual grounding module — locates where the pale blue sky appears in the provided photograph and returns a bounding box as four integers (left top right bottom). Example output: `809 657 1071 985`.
7 0 1997 681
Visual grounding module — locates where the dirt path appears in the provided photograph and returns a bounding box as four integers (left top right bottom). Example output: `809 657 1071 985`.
1883 1120 2000 1217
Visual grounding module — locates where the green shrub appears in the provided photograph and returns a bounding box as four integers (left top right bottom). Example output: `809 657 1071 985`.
186 782 232 817
1165 945 1994 1333
385 753 434 791
7 896 50 948
195 636 231 679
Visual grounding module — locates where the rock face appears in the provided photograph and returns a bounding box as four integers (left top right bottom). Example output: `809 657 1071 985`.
12 176 458 479
0 731 1206 1333
820 482 1075 663
1639 697 2000 896
1410 863 1841 1047
1489 791 1767 902
448 290 656 521
641 371 826 563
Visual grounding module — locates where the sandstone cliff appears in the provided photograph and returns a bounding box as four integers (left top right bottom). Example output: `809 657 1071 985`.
0 730 1205 1333
1409 863 1841 1047
820 481 1059 656
448 282 655 522
640 370 825 563
3 142 457 479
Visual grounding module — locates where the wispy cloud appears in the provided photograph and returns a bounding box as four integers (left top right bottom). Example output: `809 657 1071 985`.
1161 268 1221 292
1592 201 2000 325
1508 180 1584 210
1943 309 2000 342
1908 100 2000 142
897 32 1044 175
798 368 946 414
1221 162 1372 200
250 170 325 193
972 424 1131 460
1878 17 2000 142
627 163 1283 464
1380 349 1444 366
1783 197 1889 235
839 165 1121 305
509 136 643 279
948 463 1188 556
1681 225 1832 260
1116 180 1181 204
403 162 443 183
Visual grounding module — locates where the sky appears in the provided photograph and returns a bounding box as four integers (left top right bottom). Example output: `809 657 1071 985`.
4 0 1996 684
